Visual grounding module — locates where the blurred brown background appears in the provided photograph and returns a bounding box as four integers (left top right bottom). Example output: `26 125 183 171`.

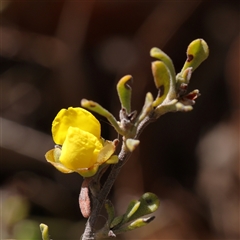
1 0 239 239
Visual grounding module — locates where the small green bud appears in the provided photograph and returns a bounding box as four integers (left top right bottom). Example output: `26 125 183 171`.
175 102 193 112
138 192 159 213
125 139 140 152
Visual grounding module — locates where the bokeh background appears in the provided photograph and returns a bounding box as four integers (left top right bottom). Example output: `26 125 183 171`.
1 0 239 239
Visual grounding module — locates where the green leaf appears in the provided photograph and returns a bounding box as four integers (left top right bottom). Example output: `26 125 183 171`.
152 61 170 89
117 75 133 113
110 215 124 229
150 48 177 102
126 192 160 223
180 39 209 74
150 47 176 81
105 200 115 226
40 223 51 240
110 200 140 229
124 200 140 220
126 216 155 231
136 92 154 123
151 61 171 106
114 216 155 234
81 99 125 135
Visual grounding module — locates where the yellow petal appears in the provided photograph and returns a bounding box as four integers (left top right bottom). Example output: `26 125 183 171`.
97 140 116 164
76 165 100 178
52 107 101 145
45 149 55 162
59 127 103 170
105 155 119 164
45 149 74 173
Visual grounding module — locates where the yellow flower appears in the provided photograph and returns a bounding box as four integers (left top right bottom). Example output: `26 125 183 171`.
45 107 118 177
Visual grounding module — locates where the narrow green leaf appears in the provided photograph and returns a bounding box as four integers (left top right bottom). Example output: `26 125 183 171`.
126 192 160 223
81 99 125 135
151 61 171 106
150 47 176 81
114 216 155 234
105 200 115 226
180 39 209 74
125 201 141 219
137 92 153 123
117 75 132 113
152 61 170 89
127 216 155 230
150 48 177 102
110 215 124 229
111 200 140 229
40 223 51 240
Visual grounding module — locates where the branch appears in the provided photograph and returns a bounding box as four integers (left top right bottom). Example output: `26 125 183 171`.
81 115 154 240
